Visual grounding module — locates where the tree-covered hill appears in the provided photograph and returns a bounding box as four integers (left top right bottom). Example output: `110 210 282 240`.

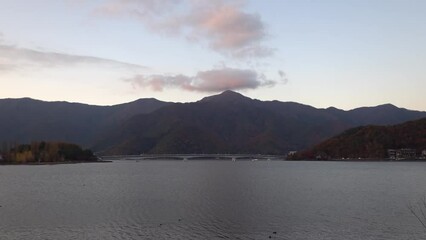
0 97 172 147
0 141 97 163
93 91 426 155
293 118 426 160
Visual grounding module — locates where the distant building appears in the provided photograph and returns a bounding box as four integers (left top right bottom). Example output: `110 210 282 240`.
422 150 426 157
388 148 416 160
315 152 329 160
287 151 297 156
387 149 396 159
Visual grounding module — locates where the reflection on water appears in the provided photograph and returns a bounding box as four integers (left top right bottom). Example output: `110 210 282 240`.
0 161 425 239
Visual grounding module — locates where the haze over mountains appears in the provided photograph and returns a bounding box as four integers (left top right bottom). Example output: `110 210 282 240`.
1 91 426 155
0 97 171 147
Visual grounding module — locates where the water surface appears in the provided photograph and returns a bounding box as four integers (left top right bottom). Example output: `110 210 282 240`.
0 160 425 239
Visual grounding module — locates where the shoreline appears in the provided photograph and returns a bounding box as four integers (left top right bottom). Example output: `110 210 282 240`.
2 159 426 164
286 158 426 162
0 160 112 166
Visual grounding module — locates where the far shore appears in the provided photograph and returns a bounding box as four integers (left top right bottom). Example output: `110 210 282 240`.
287 158 426 162
0 160 112 166
2 158 425 164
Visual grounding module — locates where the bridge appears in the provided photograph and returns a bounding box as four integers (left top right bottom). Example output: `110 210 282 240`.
101 154 285 161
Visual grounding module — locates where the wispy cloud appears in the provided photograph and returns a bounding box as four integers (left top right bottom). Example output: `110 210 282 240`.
278 70 289 84
0 44 148 71
125 67 277 92
94 0 273 59
0 63 15 72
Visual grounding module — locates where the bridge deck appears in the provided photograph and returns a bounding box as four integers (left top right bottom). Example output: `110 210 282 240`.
101 154 285 161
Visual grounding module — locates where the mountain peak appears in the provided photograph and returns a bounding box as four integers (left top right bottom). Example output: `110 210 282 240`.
377 103 398 109
200 90 252 103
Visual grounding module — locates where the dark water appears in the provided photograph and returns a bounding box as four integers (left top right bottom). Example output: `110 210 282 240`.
1 161 426 239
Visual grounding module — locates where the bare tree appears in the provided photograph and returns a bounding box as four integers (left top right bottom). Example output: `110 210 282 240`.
408 196 426 229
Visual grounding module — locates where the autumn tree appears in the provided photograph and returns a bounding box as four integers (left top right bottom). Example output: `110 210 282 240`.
1 141 95 163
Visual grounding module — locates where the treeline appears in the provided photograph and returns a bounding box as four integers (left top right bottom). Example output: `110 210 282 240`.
291 118 426 160
0 141 96 163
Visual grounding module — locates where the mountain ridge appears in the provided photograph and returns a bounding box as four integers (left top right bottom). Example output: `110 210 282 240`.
2 93 424 112
91 91 426 155
1 91 426 155
0 97 172 147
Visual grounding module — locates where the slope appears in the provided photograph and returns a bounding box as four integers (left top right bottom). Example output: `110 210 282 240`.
295 118 426 159
94 91 426 155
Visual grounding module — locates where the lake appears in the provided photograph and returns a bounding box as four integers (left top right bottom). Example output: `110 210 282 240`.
0 160 426 239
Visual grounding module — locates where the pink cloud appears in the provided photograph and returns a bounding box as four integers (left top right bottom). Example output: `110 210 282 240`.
95 0 273 58
126 67 276 92
188 3 259 46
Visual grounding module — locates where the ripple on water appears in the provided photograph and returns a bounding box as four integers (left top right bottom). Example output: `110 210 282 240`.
1 161 426 239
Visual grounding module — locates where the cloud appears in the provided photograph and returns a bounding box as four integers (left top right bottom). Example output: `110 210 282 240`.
0 63 15 72
0 44 147 71
125 67 277 92
278 70 289 84
94 0 273 58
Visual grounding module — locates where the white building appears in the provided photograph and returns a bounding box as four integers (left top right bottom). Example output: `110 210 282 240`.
388 148 416 160
288 151 297 156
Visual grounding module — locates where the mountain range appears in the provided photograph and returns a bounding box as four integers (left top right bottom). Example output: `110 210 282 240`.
0 97 171 147
1 91 425 155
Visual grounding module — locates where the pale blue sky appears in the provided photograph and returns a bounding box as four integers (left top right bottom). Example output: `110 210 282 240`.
0 0 425 110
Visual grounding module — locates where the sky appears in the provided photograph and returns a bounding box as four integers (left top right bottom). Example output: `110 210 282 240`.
0 0 425 111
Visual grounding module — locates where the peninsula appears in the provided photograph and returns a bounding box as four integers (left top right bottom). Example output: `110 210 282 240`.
0 141 98 164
